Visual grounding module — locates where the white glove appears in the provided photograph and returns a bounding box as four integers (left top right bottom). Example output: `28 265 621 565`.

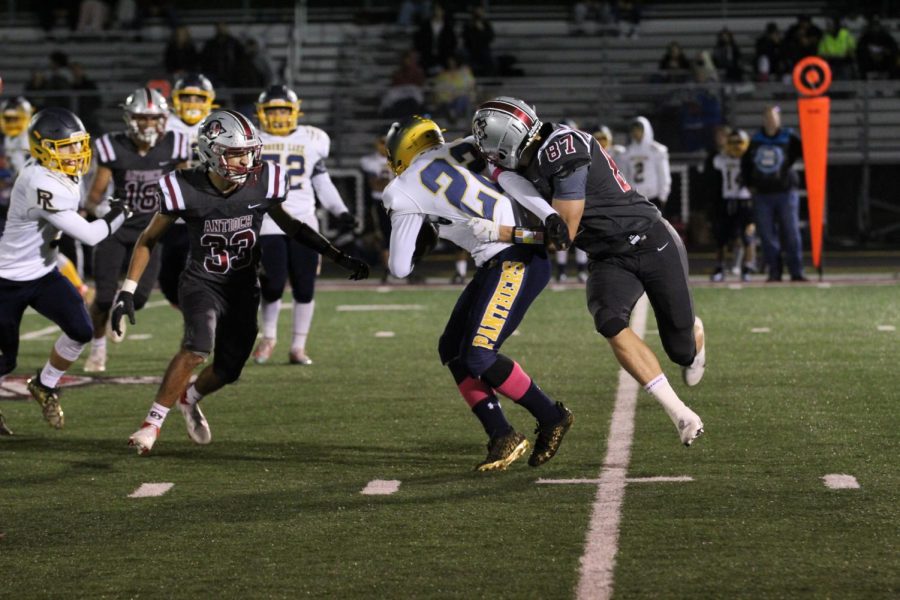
467 217 500 242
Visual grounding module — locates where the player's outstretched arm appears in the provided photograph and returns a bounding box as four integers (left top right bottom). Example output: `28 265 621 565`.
43 197 131 246
311 172 357 230
387 212 426 279
268 204 368 280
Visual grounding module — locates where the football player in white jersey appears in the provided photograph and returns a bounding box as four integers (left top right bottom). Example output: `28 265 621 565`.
158 73 217 308
381 115 573 471
251 85 358 365
711 128 755 281
1 96 33 176
0 108 129 431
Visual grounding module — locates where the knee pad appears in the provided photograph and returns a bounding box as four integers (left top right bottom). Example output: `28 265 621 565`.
54 334 87 361
94 300 113 313
477 354 514 389
260 287 283 303
595 313 628 338
213 364 243 385
291 280 315 304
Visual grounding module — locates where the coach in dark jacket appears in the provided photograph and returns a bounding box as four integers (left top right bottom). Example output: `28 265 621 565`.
740 105 805 281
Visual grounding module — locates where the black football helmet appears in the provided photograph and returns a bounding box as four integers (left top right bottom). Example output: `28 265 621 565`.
256 84 303 135
172 73 215 126
28 107 91 177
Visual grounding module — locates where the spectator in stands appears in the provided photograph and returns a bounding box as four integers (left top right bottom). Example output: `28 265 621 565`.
413 3 458 75
35 1 77 38
784 15 822 69
232 38 275 116
755 22 786 82
615 0 642 38
657 41 692 83
201 22 246 88
740 106 806 282
712 27 743 82
69 62 101 135
431 55 476 124
77 0 109 33
857 16 899 79
679 61 722 152
571 1 617 36
380 50 426 117
396 0 432 30
165 26 200 77
818 16 857 79
43 51 73 109
462 6 495 76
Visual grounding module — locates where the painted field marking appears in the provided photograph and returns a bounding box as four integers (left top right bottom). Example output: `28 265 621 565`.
336 304 424 312
361 480 401 495
822 474 860 489
575 294 649 600
728 283 743 290
511 329 521 337
127 334 153 340
374 331 396 338
537 476 693 485
376 286 392 293
816 282 832 289
876 325 896 332
751 327 771 333
128 483 174 498
20 325 60 341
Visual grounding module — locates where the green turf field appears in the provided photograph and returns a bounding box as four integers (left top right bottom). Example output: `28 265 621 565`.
1 283 898 599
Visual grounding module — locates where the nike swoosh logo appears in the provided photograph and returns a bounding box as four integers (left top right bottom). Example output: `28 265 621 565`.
248 203 263 209
657 242 669 252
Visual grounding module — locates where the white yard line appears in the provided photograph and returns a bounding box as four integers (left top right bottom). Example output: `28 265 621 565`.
822 474 860 489
128 483 174 498
374 331 396 338
20 325 61 340
625 476 694 484
336 304 424 312
876 325 896 332
575 294 649 600
360 480 401 495
751 327 771 333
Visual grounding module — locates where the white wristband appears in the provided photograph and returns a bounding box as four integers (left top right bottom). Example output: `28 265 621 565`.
121 279 138 294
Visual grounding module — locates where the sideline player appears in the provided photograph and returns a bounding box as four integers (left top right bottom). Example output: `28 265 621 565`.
159 73 217 307
82 88 191 372
382 115 573 471
619 116 671 213
112 109 368 455
710 128 756 281
0 108 129 430
1 96 33 175
470 97 704 447
251 85 357 365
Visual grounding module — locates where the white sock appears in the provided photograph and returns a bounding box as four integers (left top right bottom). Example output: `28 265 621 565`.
183 384 203 406
145 402 170 429
40 362 66 388
292 300 314 351
455 259 467 277
260 299 281 340
644 374 686 423
91 336 107 352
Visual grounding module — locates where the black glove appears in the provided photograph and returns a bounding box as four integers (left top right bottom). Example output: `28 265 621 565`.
545 213 571 250
335 212 358 232
111 290 135 336
413 220 439 263
336 254 369 280
104 196 134 224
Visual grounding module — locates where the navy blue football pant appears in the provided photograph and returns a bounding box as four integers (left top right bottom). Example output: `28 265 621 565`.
0 270 93 377
438 245 550 377
159 222 190 307
753 190 803 280
258 234 318 303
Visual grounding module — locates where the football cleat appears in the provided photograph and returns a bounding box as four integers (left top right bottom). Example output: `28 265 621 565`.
475 429 529 472
83 345 107 373
677 410 704 447
26 370 64 429
128 422 160 455
106 316 126 343
529 402 574 467
0 411 13 436
681 317 706 387
710 268 725 282
252 337 276 364
178 395 211 445
288 348 313 365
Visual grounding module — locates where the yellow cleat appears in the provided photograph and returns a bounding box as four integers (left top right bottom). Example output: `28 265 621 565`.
475 430 529 472
26 370 64 429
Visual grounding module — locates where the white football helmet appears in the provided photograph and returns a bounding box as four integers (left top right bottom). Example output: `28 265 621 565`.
471 96 542 170
196 109 263 185
122 87 168 147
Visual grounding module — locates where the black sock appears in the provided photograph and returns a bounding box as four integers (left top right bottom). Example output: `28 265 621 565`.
516 382 561 426
472 397 513 438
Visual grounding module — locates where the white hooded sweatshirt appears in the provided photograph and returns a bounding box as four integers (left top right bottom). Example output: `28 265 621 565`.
620 116 671 204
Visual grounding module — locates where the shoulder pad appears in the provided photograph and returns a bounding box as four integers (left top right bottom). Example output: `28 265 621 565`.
94 133 119 165
537 129 592 178
30 166 80 213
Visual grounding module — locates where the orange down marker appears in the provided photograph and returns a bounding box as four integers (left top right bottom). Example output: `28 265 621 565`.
792 56 832 274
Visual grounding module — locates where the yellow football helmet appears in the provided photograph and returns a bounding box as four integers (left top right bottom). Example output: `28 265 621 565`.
171 73 215 126
726 129 750 158
1 96 34 138
28 107 92 177
256 85 303 136
385 115 445 175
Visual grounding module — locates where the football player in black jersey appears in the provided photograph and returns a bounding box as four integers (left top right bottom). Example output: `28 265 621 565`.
83 88 192 373
110 109 368 455
469 97 705 447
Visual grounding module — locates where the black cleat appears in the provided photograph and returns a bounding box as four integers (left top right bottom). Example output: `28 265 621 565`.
0 411 12 436
475 429 529 472
529 402 574 467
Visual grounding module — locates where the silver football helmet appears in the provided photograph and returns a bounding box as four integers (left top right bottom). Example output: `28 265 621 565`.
471 96 542 170
122 87 168 146
196 109 263 185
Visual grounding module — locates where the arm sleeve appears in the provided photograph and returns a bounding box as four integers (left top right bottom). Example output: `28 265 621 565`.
552 165 589 200
388 212 425 279
42 208 124 246
496 170 557 222
311 170 350 216
658 148 671 201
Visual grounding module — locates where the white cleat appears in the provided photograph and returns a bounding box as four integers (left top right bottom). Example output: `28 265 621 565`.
677 410 704 447
128 423 159 455
83 346 107 373
178 397 211 445
288 348 313 365
682 316 706 387
107 316 126 343
253 337 276 364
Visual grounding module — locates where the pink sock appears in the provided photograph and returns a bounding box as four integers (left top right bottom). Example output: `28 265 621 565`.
494 361 532 401
458 376 492 408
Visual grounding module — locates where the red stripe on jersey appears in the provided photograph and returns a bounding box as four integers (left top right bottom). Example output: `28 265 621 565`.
479 101 535 129
163 173 181 210
273 163 282 198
